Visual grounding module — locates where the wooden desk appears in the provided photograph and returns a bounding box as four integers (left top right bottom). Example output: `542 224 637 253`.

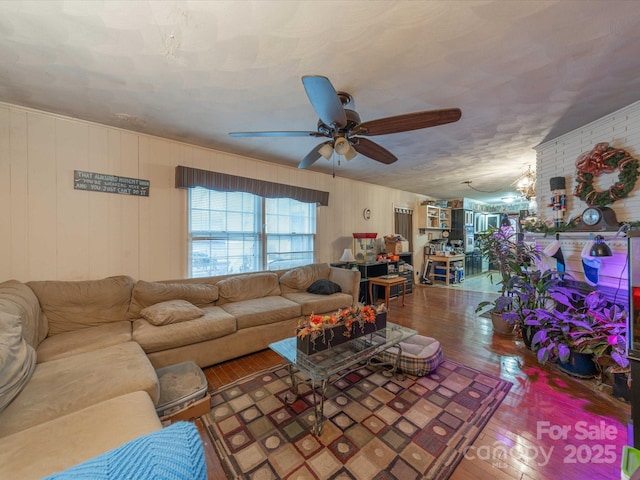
428 254 465 285
368 276 406 311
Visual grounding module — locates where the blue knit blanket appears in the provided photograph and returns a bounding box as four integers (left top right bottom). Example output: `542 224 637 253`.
44 422 206 480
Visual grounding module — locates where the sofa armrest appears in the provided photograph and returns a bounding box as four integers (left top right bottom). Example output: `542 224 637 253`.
328 267 361 302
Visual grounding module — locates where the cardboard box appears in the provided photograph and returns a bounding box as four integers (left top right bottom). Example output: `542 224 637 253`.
386 241 402 254
384 235 409 255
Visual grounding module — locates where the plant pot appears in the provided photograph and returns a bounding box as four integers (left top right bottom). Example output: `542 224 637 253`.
522 325 538 350
612 372 631 402
296 312 387 355
490 311 516 336
557 351 597 378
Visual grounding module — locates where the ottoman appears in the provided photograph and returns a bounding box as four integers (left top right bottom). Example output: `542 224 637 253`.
380 335 444 376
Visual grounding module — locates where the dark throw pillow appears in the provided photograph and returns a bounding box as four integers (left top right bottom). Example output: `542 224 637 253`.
306 279 342 295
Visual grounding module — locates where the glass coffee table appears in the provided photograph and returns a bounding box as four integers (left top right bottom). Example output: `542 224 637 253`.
269 322 417 435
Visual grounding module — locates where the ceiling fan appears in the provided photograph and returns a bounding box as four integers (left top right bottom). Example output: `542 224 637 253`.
229 75 462 169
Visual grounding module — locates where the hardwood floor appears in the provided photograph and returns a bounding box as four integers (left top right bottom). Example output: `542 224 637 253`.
194 276 631 479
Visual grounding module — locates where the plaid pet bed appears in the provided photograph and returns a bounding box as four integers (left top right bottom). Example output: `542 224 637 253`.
379 335 444 376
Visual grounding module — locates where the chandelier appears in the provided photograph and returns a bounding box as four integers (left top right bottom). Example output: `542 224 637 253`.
513 166 536 200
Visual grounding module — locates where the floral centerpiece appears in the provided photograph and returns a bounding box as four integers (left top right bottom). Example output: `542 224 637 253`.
296 303 387 355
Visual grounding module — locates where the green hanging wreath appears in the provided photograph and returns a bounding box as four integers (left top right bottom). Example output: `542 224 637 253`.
573 142 640 207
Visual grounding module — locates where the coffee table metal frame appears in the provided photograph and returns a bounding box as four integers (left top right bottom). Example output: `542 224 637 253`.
269 322 417 435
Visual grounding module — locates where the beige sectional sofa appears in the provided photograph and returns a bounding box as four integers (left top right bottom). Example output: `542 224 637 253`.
0 263 360 479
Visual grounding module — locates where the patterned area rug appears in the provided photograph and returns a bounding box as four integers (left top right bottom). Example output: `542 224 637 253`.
202 359 512 480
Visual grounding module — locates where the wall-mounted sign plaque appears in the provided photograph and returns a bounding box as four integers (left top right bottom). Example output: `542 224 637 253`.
74 170 150 196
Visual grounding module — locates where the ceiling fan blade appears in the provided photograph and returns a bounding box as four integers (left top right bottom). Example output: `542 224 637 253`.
229 131 324 137
301 75 347 129
351 137 397 165
355 108 462 136
298 142 330 169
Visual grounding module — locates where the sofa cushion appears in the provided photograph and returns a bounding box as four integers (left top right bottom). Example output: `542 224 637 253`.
36 321 132 364
278 263 331 293
306 279 342 295
0 312 36 414
281 292 354 316
0 341 159 437
140 300 204 326
129 281 218 319
0 279 47 348
279 265 316 291
27 276 135 335
0 391 161 480
221 296 301 329
133 306 236 353
217 272 281 303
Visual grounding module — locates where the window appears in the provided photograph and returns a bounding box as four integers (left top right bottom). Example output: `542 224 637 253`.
265 197 316 271
189 187 316 277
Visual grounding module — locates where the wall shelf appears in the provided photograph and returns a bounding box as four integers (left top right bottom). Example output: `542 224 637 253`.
418 204 451 230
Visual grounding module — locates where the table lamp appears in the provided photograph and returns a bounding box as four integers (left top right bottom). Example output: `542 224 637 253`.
340 248 356 268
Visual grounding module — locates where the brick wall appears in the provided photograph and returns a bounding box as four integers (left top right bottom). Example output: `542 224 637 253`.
532 101 640 298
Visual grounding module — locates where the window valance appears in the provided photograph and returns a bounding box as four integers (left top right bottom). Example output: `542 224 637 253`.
175 166 329 206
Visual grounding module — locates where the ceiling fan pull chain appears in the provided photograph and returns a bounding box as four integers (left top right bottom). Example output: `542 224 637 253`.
332 154 336 178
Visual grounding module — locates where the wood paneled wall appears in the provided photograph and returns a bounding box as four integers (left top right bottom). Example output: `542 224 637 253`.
0 102 420 282
3 100 639 284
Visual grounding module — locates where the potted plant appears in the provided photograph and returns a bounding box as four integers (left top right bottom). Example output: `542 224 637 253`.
570 291 628 366
475 226 542 335
569 290 630 399
524 310 565 362
505 265 561 348
525 287 627 379
609 366 631 402
525 320 595 377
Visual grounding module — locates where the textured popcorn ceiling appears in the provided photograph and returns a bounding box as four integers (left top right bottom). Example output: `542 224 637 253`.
1 1 640 202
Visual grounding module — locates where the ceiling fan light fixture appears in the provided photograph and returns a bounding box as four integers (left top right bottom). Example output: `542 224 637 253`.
334 137 351 156
318 143 334 160
344 148 357 161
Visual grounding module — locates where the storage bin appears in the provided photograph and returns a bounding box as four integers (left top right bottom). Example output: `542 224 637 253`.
434 267 448 276
434 267 461 284
155 361 208 417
